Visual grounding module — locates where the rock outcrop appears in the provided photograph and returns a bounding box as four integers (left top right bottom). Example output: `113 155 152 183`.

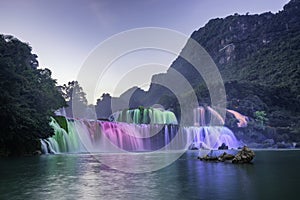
199 146 255 164
232 146 255 164
218 143 229 150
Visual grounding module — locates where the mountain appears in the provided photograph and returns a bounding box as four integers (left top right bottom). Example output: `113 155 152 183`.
120 0 300 103
173 0 300 92
96 0 300 144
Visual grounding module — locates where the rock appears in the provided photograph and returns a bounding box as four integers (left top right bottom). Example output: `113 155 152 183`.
218 143 229 150
232 146 255 164
199 154 218 161
198 150 237 162
218 152 235 162
198 147 255 164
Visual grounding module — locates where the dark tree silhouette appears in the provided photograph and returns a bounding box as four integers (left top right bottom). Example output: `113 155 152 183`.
0 35 66 155
59 81 88 118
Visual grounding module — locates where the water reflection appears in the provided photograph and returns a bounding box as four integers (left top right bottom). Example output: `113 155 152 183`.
0 151 299 199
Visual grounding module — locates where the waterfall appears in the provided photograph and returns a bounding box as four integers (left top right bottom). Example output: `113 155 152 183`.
111 107 178 125
42 117 241 154
185 126 241 150
40 140 48 154
206 106 225 125
193 106 225 126
227 109 248 127
193 106 206 126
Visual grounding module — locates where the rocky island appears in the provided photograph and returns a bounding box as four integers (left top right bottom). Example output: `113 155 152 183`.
198 146 255 164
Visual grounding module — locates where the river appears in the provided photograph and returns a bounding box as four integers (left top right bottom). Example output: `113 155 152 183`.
0 150 299 200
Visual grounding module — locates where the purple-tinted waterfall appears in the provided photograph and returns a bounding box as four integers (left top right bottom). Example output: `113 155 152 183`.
42 116 241 153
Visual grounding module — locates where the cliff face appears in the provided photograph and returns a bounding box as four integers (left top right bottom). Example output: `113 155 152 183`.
168 0 300 92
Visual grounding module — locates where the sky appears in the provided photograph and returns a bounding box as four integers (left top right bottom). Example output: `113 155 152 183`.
0 0 289 103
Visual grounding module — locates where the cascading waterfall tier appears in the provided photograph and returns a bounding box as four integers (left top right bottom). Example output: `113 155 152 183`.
185 126 241 150
193 106 248 127
41 117 241 154
110 107 178 125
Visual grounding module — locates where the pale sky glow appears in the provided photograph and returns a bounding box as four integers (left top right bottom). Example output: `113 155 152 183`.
95 49 174 97
0 0 289 103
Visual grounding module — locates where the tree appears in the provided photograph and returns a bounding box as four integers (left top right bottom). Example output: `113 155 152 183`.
60 81 87 104
59 81 88 118
0 35 66 155
95 93 112 119
254 111 268 127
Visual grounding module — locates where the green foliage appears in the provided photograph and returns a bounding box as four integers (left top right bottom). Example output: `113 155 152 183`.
0 35 66 155
254 111 268 126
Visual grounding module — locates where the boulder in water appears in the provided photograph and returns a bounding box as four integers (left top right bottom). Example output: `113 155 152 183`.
232 146 255 164
218 152 235 162
198 146 255 164
199 154 218 161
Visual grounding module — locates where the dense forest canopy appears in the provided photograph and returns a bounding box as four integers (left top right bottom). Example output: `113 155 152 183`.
0 35 66 155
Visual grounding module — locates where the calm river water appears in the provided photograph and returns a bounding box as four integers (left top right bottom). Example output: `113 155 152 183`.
0 150 299 200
